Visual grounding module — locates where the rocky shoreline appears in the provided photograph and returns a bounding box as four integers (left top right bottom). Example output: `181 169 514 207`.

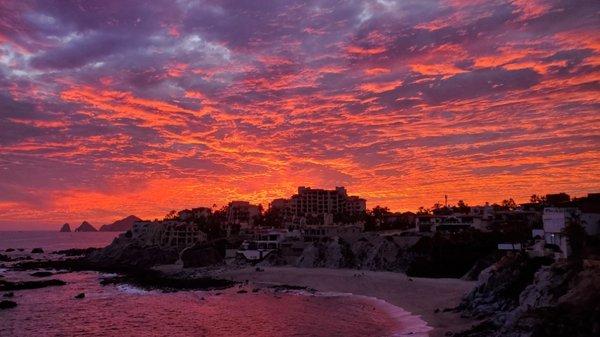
2 233 599 337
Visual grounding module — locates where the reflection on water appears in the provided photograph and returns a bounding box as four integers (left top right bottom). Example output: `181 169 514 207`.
1 271 403 337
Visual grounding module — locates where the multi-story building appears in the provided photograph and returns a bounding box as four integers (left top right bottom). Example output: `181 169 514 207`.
226 201 261 229
177 207 211 221
542 207 579 258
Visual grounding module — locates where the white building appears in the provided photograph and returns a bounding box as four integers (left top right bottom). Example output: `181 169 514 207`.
542 207 580 259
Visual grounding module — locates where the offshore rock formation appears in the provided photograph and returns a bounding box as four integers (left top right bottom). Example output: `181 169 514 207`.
74 221 97 232
59 223 71 232
99 215 141 232
457 253 600 337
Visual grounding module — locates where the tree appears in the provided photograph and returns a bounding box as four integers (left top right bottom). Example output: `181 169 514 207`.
530 194 546 204
164 210 177 220
453 200 470 214
501 198 517 210
416 207 430 215
564 215 586 260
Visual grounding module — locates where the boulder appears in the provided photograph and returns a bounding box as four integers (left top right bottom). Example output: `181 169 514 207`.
30 271 54 277
0 300 17 309
0 279 66 291
31 248 44 254
74 293 85 299
180 240 226 268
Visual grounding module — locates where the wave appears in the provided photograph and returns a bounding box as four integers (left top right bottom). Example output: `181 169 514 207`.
283 290 432 337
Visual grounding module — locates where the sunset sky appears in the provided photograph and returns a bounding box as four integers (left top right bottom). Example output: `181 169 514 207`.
1 0 599 229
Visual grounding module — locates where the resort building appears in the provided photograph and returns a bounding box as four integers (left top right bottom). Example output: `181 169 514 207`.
272 186 366 227
226 200 261 231
177 207 211 221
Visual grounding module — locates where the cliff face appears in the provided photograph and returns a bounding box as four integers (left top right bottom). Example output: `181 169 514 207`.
87 232 178 269
457 254 600 337
295 234 419 271
74 221 97 232
293 231 499 278
59 223 71 232
99 215 141 232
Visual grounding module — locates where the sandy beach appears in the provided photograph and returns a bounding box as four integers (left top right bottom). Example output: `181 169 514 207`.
217 267 477 337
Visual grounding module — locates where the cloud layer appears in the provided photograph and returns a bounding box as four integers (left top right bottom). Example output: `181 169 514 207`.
1 0 599 228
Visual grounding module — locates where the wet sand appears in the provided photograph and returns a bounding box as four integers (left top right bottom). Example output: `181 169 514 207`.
217 267 477 337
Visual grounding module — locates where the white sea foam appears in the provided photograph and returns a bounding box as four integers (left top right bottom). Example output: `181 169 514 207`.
291 290 432 337
116 284 152 295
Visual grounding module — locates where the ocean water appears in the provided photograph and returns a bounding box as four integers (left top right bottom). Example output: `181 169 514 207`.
0 231 120 251
0 232 430 337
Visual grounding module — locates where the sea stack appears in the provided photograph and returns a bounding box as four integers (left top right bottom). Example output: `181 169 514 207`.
74 221 97 232
59 223 71 232
99 215 141 232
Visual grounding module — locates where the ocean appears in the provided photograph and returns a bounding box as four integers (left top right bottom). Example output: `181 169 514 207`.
0 232 429 337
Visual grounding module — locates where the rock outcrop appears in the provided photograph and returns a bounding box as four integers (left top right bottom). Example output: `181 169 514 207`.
457 255 600 337
180 240 227 268
99 215 141 232
295 234 419 271
0 279 66 291
59 223 71 232
0 300 17 309
87 232 178 269
460 253 553 319
74 221 97 232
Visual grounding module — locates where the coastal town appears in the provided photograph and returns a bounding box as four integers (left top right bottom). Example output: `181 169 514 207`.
64 186 600 264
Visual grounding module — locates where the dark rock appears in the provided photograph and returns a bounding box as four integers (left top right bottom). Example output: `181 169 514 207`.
0 254 10 262
237 289 247 294
60 223 71 232
30 271 54 277
180 240 227 268
31 248 44 254
74 293 85 299
53 247 100 257
5 248 15 252
87 236 179 269
0 300 17 309
459 253 553 318
74 221 97 232
434 308 440 313
99 270 236 291
270 284 316 293
0 279 66 291
2 292 14 298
